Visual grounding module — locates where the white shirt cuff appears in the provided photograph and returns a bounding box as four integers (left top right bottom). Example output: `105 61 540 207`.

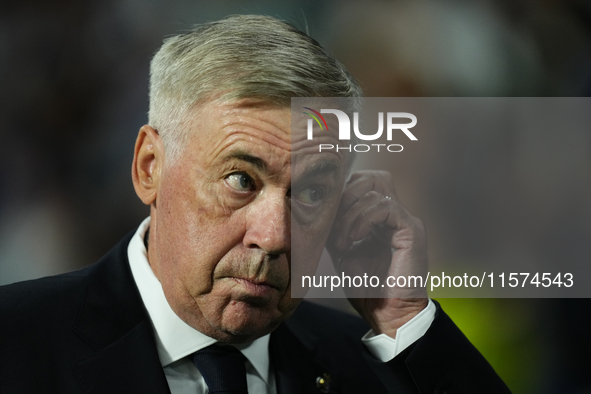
361 299 436 362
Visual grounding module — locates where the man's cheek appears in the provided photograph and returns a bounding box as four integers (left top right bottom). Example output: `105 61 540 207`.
311 211 337 243
278 295 302 318
291 233 324 276
181 262 213 293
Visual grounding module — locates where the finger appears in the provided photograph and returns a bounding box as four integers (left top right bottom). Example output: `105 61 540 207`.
337 171 397 218
334 192 406 251
349 197 401 242
332 190 383 250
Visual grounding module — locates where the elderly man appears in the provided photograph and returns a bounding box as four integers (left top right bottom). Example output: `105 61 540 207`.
0 15 510 394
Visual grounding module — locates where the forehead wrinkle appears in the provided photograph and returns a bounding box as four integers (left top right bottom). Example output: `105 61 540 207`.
209 131 291 169
306 160 340 176
219 112 291 149
208 136 292 189
296 158 341 182
222 125 291 152
222 151 268 172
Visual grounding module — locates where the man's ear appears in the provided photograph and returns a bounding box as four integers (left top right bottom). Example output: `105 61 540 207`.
132 125 164 205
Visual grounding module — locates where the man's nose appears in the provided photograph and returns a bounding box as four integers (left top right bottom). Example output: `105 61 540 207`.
243 192 290 256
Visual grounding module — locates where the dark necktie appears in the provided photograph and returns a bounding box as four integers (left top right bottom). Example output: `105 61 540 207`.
191 344 249 394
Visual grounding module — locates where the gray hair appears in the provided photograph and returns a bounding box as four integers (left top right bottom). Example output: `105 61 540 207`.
148 14 362 159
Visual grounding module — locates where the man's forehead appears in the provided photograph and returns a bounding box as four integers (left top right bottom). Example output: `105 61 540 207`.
181 97 352 175
184 98 292 152
213 98 291 126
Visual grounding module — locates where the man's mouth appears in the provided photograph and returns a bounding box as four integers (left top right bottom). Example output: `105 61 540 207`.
230 277 280 298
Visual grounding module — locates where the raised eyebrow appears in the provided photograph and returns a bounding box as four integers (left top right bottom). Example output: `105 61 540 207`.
223 151 268 172
299 159 341 179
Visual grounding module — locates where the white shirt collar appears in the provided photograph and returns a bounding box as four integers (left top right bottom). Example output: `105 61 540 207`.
127 217 271 384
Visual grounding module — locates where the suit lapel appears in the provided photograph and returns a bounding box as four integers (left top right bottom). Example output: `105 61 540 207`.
74 320 170 394
72 233 170 394
271 317 341 394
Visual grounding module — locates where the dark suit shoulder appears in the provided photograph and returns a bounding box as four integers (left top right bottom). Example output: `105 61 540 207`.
0 272 90 343
0 269 86 306
0 231 133 322
0 267 91 391
0 232 156 394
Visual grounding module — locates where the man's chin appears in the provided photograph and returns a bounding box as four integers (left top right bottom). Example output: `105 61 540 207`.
212 300 286 343
180 292 302 343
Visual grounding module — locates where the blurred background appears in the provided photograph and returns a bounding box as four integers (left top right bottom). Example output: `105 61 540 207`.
1 0 590 392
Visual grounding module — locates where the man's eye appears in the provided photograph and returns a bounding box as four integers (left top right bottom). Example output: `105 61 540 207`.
297 186 325 205
226 172 255 191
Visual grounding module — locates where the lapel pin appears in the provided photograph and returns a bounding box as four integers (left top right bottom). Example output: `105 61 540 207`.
316 373 331 393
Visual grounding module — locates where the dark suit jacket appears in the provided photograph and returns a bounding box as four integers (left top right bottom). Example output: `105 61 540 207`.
0 232 511 393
